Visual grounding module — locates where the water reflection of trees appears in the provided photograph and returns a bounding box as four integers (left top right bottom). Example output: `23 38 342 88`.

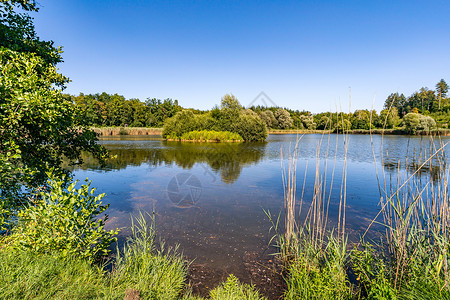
66 141 266 183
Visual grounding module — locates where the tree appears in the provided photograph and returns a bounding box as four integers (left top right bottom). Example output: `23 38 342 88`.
234 112 268 142
436 79 449 109
403 113 436 134
378 108 400 129
274 109 293 129
300 115 316 130
350 110 373 130
259 110 277 128
407 88 436 113
384 93 407 116
220 94 242 111
0 0 62 67
0 1 106 205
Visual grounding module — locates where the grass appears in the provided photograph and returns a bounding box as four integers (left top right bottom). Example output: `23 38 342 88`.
167 130 244 142
269 127 353 300
0 212 188 299
209 274 266 300
275 108 450 299
352 135 450 298
0 210 267 299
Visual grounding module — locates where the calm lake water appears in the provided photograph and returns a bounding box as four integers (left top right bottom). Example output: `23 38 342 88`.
72 133 449 291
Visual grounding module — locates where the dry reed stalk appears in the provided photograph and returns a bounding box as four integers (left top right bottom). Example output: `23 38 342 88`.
281 107 350 255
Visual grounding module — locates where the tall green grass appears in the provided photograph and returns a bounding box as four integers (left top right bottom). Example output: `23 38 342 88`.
278 110 450 299
0 212 188 299
271 122 353 300
209 274 266 300
352 136 450 298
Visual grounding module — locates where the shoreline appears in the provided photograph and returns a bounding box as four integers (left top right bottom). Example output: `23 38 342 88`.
92 127 450 137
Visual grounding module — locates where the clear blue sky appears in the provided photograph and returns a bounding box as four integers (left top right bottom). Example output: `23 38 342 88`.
33 0 450 113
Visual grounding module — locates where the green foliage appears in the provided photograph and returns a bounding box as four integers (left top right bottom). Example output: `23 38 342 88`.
162 110 200 139
163 96 268 142
403 113 436 133
259 110 277 128
209 274 266 300
284 234 352 300
384 93 407 117
274 108 293 129
0 0 62 66
0 213 188 299
6 175 117 261
350 110 374 130
111 212 187 299
70 93 182 127
234 111 268 141
0 2 107 205
377 107 400 129
299 115 316 130
180 130 243 142
351 244 397 300
0 250 108 299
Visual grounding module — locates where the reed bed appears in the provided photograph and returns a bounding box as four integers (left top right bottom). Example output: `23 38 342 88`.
91 127 163 136
268 113 353 299
277 108 450 299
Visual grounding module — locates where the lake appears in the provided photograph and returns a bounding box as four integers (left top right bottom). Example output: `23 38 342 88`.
71 133 450 296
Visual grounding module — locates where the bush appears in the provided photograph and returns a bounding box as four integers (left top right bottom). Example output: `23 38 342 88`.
162 110 200 139
403 113 436 133
163 96 268 141
274 109 293 129
234 112 268 142
6 175 118 261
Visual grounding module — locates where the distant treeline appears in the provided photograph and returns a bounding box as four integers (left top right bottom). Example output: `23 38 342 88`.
68 93 182 127
69 78 449 134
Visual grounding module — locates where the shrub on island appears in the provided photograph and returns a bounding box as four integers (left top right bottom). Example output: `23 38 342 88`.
162 94 268 142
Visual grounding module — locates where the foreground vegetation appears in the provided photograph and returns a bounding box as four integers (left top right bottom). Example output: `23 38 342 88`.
272 133 450 299
0 1 263 299
2 0 450 299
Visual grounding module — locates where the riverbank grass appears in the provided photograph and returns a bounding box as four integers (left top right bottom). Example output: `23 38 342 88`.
0 212 188 299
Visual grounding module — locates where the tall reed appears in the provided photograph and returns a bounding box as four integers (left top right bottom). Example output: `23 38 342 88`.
279 112 353 299
353 104 450 298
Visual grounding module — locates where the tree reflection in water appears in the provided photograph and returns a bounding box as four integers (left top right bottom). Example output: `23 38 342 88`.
65 140 267 184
